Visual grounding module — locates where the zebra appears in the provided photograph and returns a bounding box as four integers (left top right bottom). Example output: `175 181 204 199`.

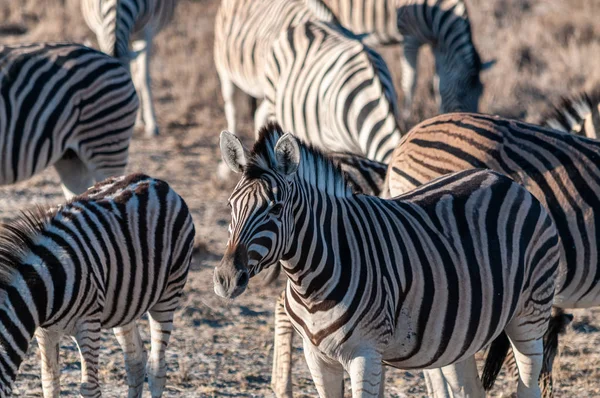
303 0 496 115
538 87 600 139
262 20 402 163
385 112 600 397
81 0 177 137
0 173 195 397
215 122 560 397
0 43 138 199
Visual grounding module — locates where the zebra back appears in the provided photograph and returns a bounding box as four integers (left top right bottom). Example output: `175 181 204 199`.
264 20 402 162
0 43 138 186
539 87 600 139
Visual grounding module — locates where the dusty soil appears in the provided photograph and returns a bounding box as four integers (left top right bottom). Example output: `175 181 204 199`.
1 0 600 396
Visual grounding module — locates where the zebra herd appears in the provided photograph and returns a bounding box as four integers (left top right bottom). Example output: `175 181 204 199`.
0 0 599 397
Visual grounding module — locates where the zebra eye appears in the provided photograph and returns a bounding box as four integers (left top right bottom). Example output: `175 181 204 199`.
269 203 283 217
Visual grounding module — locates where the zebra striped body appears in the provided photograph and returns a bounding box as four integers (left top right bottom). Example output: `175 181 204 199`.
539 87 600 139
81 0 177 137
306 0 493 114
215 123 560 397
386 112 600 396
0 43 138 199
263 21 402 162
0 174 194 397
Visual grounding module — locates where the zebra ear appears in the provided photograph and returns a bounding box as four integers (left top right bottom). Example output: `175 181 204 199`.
274 133 300 177
220 131 247 173
481 59 496 71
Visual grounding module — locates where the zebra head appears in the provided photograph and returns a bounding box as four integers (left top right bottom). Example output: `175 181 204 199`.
214 125 299 299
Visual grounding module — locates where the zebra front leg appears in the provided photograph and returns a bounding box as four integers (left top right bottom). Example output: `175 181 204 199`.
54 151 95 199
271 291 293 398
36 329 61 398
132 27 159 137
74 319 103 397
400 37 421 119
302 339 344 397
147 309 175 397
346 349 384 397
114 322 147 398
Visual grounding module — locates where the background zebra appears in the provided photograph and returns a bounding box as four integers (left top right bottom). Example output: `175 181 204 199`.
215 123 560 397
539 87 600 139
304 0 495 115
0 173 194 397
0 42 138 199
385 112 600 397
81 0 177 137
263 20 402 163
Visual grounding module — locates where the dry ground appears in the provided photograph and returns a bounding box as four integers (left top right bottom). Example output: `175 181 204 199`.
1 0 600 396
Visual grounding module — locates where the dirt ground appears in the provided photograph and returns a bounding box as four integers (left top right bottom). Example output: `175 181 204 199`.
1 0 600 396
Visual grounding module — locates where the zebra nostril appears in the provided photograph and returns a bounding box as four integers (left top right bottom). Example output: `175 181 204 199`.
237 271 249 288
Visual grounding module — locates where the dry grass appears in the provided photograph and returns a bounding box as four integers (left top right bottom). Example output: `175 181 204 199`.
1 0 600 396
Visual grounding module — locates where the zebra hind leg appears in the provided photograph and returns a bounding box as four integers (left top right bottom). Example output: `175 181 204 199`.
147 308 175 397
132 27 159 138
271 290 293 398
505 320 545 398
73 318 103 397
54 149 95 199
114 322 147 398
35 328 62 397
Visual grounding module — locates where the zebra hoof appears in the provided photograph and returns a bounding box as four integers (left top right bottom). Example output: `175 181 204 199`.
145 125 159 138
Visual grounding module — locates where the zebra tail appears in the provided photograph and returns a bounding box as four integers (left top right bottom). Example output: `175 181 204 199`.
481 331 511 390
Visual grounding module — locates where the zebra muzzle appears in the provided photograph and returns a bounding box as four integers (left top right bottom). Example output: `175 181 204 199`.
214 244 249 299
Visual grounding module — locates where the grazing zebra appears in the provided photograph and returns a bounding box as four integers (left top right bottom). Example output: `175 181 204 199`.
539 87 600 139
81 0 177 137
303 0 495 115
262 20 402 162
215 123 560 397
385 112 600 397
0 43 138 199
0 173 195 397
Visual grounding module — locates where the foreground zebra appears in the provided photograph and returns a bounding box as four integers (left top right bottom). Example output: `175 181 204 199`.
539 87 600 139
0 174 195 397
262 20 402 162
303 0 495 114
215 123 560 397
0 43 138 198
81 0 177 137
385 112 600 397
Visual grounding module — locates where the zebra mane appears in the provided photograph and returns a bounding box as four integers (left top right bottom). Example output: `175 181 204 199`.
0 206 56 287
540 87 600 135
245 122 353 197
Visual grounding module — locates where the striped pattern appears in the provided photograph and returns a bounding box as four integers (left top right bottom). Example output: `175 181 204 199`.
81 0 177 137
539 87 600 139
0 43 137 199
310 0 490 114
215 123 560 397
385 112 600 396
264 21 402 162
0 174 194 397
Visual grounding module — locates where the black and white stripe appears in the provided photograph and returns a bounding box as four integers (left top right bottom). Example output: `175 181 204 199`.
81 0 177 137
0 173 194 397
263 20 402 162
539 87 600 139
215 123 560 397
386 112 600 396
0 43 138 199
305 0 495 115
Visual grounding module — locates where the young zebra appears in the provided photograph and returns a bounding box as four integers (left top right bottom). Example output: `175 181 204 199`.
81 0 177 137
538 87 600 139
385 112 600 397
262 20 402 162
0 43 138 199
303 0 495 115
0 174 195 397
215 123 560 398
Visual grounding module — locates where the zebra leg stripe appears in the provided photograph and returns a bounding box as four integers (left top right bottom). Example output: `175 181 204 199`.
74 318 103 398
147 309 175 397
113 322 147 397
36 329 61 397
271 291 294 398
